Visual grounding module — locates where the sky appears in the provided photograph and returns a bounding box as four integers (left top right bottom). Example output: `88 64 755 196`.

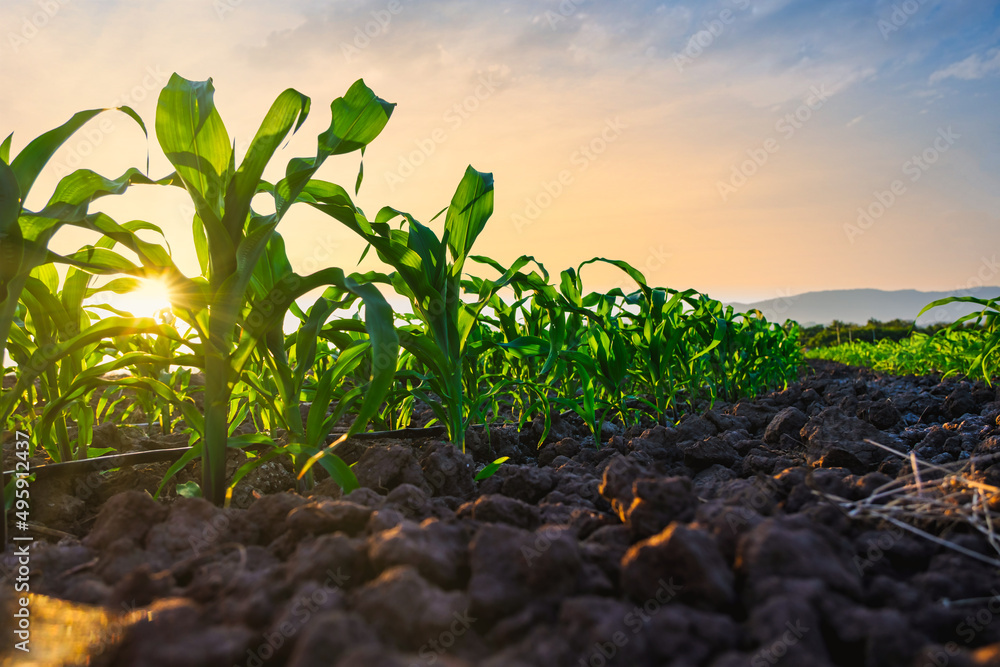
1 0 999 306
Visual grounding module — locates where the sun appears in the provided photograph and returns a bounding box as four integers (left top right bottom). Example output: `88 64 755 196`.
116 277 175 321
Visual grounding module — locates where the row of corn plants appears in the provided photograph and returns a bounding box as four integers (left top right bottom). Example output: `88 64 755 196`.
459 258 803 440
808 298 1000 382
1 74 802 517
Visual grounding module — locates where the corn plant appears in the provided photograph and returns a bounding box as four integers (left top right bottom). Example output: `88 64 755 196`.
469 256 802 440
919 296 1000 382
300 168 532 452
105 309 199 435
10 266 132 459
148 74 401 505
237 287 393 493
1 76 808 535
809 328 989 379
0 109 178 432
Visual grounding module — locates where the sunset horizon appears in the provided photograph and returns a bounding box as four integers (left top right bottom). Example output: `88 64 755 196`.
2 0 998 305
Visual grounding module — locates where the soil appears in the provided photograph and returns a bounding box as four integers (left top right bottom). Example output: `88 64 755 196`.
5 360 1000 666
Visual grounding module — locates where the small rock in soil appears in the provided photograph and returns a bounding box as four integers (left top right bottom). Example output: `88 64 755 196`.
736 518 861 599
354 445 431 495
368 518 470 589
801 407 896 469
621 522 735 611
457 494 541 530
351 565 470 651
763 406 809 445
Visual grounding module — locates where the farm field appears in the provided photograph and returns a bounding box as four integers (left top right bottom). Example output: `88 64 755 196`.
3 3 1000 665
0 76 814 665
7 357 1000 665
1 77 1000 666
807 305 1000 382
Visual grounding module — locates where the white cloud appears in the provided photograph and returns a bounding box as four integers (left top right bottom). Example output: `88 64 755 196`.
1 0 999 296
929 49 1000 84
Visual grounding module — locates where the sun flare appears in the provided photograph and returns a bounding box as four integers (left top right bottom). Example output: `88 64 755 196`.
115 278 174 321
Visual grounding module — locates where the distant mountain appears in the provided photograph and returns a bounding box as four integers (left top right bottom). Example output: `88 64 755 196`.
727 287 1000 326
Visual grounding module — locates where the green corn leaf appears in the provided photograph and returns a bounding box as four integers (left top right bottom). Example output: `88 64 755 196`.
277 80 394 217
29 263 59 294
86 447 116 459
154 442 203 500
228 433 274 449
396 328 451 380
225 88 310 235
410 387 450 430
320 79 395 156
11 108 145 200
192 215 210 277
343 274 399 438
293 297 337 391
227 401 250 437
57 246 141 274
318 454 359 494
918 295 996 319
475 456 509 481
0 156 20 236
215 216 280 322
444 166 494 273
84 276 142 297
156 74 233 250
228 449 285 491
72 403 95 459
0 160 24 296
305 344 368 446
577 257 652 303
71 212 178 273
60 267 90 315
691 316 728 361
355 148 365 195
0 134 11 163
497 336 549 358
36 168 157 223
176 481 202 499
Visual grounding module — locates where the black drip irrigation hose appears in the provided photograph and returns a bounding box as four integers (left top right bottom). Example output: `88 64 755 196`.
1 425 449 483
0 424 456 547
2 403 682 487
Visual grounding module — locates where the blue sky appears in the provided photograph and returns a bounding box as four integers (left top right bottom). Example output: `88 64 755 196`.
2 0 999 304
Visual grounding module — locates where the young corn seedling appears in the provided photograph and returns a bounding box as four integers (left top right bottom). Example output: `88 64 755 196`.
237 285 392 494
5 264 185 461
919 295 1000 382
0 109 176 432
152 74 399 505
556 351 604 443
0 125 192 541
301 168 532 452
106 309 200 435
